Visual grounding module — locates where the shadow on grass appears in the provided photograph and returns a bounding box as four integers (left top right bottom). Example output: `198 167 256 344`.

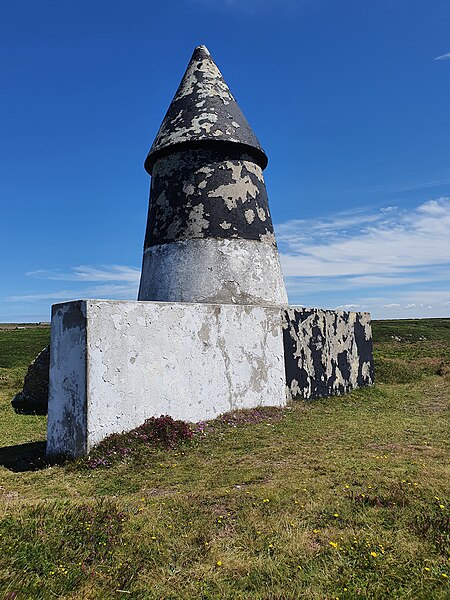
0 441 48 472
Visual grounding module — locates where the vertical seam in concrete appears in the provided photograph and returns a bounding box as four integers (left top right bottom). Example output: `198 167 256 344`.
215 305 234 411
279 308 290 403
83 300 89 454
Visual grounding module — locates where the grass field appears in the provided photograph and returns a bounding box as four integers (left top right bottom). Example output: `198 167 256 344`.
0 319 448 599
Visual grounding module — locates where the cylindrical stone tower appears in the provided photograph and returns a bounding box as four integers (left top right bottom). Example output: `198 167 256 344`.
138 45 288 307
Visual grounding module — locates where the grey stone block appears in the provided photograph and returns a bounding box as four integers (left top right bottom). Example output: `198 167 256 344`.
12 345 50 415
282 308 374 400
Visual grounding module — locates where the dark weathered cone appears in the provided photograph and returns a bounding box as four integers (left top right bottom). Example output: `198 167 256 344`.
138 45 287 306
145 45 267 174
12 345 49 415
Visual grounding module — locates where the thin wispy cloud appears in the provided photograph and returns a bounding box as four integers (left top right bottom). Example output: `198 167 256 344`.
26 265 140 283
363 176 450 194
8 266 141 304
277 198 450 278
276 197 450 317
8 283 140 303
434 52 450 61
5 200 449 320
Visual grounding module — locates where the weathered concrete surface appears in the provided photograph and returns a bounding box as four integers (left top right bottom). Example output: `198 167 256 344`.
282 308 374 400
45 45 375 461
47 301 87 457
145 45 267 173
139 238 288 306
46 300 286 457
11 345 49 415
144 149 275 247
139 45 288 308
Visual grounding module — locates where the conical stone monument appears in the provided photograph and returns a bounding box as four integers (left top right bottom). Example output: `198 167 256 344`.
46 46 374 458
138 46 288 307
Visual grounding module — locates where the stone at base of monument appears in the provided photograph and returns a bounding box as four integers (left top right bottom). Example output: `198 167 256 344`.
47 299 286 457
12 345 50 415
46 300 374 458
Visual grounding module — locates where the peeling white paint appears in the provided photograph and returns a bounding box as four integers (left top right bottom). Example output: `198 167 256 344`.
207 160 260 209
283 308 374 400
186 204 210 237
245 209 255 224
47 300 286 457
256 206 267 221
47 302 87 457
139 237 288 306
259 232 276 245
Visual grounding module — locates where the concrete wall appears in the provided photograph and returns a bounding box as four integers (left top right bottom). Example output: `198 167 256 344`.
47 300 286 457
139 238 288 306
47 301 87 457
282 308 374 400
47 301 374 458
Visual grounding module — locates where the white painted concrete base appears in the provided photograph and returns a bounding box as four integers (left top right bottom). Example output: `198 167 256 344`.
138 238 288 307
47 300 286 457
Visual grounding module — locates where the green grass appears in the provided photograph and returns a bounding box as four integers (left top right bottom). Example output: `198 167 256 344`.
371 318 450 343
0 319 449 599
0 326 50 369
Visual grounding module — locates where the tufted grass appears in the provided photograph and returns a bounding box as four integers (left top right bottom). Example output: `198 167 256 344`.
0 319 449 599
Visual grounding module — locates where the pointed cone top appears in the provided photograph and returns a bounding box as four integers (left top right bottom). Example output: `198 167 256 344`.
144 46 268 174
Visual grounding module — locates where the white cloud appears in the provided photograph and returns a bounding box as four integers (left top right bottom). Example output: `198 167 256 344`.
5 200 450 321
362 177 450 194
335 303 363 310
26 265 141 283
434 52 450 61
277 198 450 279
8 265 141 304
277 198 450 318
8 283 139 303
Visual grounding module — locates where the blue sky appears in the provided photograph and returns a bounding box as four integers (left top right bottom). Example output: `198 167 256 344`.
1 0 449 322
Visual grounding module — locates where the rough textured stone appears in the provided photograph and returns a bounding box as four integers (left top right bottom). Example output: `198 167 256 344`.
12 345 50 415
282 308 374 400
